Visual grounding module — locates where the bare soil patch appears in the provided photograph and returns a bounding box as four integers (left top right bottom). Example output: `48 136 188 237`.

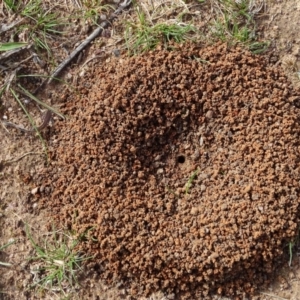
259 0 300 89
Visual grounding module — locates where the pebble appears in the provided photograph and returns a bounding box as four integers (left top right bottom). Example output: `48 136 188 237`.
31 187 39 195
206 110 214 119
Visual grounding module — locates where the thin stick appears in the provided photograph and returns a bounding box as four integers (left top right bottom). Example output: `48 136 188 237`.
47 0 132 84
2 109 52 133
0 18 26 34
2 152 43 164
5 68 19 92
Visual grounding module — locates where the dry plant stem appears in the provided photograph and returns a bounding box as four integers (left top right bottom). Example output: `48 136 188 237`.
149 1 189 22
4 55 35 72
140 3 154 25
5 68 19 92
47 26 104 84
47 0 132 84
260 292 288 300
2 110 52 133
0 18 26 34
1 152 43 167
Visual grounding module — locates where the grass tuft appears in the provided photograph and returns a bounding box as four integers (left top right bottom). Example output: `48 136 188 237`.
19 0 66 56
125 6 196 55
26 224 92 296
210 0 267 52
3 0 21 12
78 1 114 25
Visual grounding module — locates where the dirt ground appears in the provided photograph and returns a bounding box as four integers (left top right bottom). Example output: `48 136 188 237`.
1 0 300 299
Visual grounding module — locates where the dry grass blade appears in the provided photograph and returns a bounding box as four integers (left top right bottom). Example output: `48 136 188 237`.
10 88 48 155
0 18 25 34
260 292 288 300
0 240 15 267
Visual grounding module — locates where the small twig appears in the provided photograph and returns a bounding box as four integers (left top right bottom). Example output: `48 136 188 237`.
2 109 52 133
2 152 43 164
0 54 36 72
1 55 35 72
5 68 20 92
47 25 105 84
0 18 26 34
80 53 106 69
248 0 265 15
260 292 288 300
268 12 280 26
0 152 43 171
47 0 132 84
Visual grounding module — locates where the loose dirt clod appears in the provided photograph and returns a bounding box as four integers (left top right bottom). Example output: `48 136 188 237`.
37 42 300 299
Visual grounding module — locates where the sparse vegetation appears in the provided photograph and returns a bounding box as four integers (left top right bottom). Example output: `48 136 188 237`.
124 0 268 55
20 0 65 56
125 6 196 54
26 225 91 296
210 0 268 52
77 1 114 25
2 0 66 58
3 0 21 12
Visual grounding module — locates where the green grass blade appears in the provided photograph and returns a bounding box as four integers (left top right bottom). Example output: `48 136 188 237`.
185 169 199 194
0 239 15 267
0 240 15 251
0 42 27 51
17 84 65 119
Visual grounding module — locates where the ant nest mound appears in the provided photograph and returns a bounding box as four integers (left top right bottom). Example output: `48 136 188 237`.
39 43 300 299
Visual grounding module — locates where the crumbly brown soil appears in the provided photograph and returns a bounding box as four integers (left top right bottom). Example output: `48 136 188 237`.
1 1 300 300
33 42 300 299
